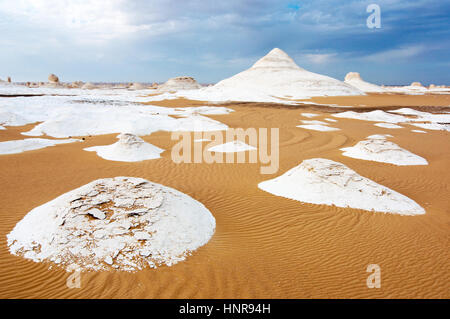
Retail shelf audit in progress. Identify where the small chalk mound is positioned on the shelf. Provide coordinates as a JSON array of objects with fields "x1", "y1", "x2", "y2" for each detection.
[
  {"x1": 341, "y1": 136, "x2": 428, "y2": 166},
  {"x1": 258, "y1": 158, "x2": 425, "y2": 215},
  {"x1": 84, "y1": 133, "x2": 164, "y2": 162},
  {"x1": 208, "y1": 140, "x2": 256, "y2": 153},
  {"x1": 7, "y1": 177, "x2": 216, "y2": 271}
]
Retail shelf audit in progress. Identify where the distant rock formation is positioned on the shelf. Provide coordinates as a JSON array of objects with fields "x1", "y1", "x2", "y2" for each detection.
[
  {"x1": 410, "y1": 82, "x2": 423, "y2": 87},
  {"x1": 158, "y1": 76, "x2": 201, "y2": 92},
  {"x1": 48, "y1": 74, "x2": 59, "y2": 84},
  {"x1": 344, "y1": 72, "x2": 386, "y2": 93},
  {"x1": 129, "y1": 82, "x2": 147, "y2": 90},
  {"x1": 7, "y1": 76, "x2": 11, "y2": 83},
  {"x1": 81, "y1": 82, "x2": 97, "y2": 89}
]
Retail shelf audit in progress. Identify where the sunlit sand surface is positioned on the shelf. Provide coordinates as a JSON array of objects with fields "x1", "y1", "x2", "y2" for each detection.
[{"x1": 0, "y1": 93, "x2": 449, "y2": 298}]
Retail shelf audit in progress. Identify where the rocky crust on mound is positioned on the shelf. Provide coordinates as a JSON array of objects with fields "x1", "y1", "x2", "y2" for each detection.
[{"x1": 7, "y1": 177, "x2": 216, "y2": 271}]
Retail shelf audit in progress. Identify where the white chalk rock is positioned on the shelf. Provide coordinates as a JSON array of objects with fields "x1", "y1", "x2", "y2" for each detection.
[
  {"x1": 208, "y1": 140, "x2": 256, "y2": 153},
  {"x1": 344, "y1": 72, "x2": 386, "y2": 93},
  {"x1": 84, "y1": 133, "x2": 164, "y2": 162},
  {"x1": 7, "y1": 177, "x2": 216, "y2": 271},
  {"x1": 341, "y1": 136, "x2": 428, "y2": 166},
  {"x1": 258, "y1": 158, "x2": 425, "y2": 215}
]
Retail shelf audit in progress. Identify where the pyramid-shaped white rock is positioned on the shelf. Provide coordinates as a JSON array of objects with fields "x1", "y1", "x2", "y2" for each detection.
[
  {"x1": 258, "y1": 158, "x2": 425, "y2": 215},
  {"x1": 183, "y1": 48, "x2": 364, "y2": 102},
  {"x1": 7, "y1": 177, "x2": 216, "y2": 271},
  {"x1": 84, "y1": 133, "x2": 164, "y2": 162},
  {"x1": 215, "y1": 48, "x2": 363, "y2": 99}
]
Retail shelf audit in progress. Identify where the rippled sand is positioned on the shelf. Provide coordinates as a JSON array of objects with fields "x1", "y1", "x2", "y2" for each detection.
[{"x1": 0, "y1": 94, "x2": 449, "y2": 298}]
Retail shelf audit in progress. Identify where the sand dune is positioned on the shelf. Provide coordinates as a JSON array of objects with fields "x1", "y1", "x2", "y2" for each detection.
[{"x1": 0, "y1": 94, "x2": 449, "y2": 298}]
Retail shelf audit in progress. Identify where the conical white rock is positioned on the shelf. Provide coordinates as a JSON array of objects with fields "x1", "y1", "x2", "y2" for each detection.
[
  {"x1": 178, "y1": 48, "x2": 364, "y2": 102},
  {"x1": 258, "y1": 158, "x2": 425, "y2": 215},
  {"x1": 84, "y1": 133, "x2": 164, "y2": 162},
  {"x1": 7, "y1": 177, "x2": 216, "y2": 271}
]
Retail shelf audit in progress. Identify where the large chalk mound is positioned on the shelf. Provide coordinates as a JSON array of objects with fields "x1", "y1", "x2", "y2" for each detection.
[
  {"x1": 258, "y1": 158, "x2": 425, "y2": 215},
  {"x1": 7, "y1": 177, "x2": 216, "y2": 271},
  {"x1": 341, "y1": 136, "x2": 428, "y2": 166},
  {"x1": 344, "y1": 72, "x2": 386, "y2": 93},
  {"x1": 84, "y1": 133, "x2": 164, "y2": 162},
  {"x1": 181, "y1": 48, "x2": 363, "y2": 102}
]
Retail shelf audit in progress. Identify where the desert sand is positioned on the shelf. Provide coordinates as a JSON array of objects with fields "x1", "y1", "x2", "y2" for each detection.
[{"x1": 0, "y1": 92, "x2": 449, "y2": 298}]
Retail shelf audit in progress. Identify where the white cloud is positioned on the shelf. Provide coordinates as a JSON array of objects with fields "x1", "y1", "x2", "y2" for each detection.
[
  {"x1": 0, "y1": 0, "x2": 153, "y2": 43},
  {"x1": 295, "y1": 53, "x2": 337, "y2": 65},
  {"x1": 363, "y1": 45, "x2": 426, "y2": 62}
]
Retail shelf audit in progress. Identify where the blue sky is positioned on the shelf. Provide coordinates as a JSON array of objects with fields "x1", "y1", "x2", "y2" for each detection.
[{"x1": 0, "y1": 0, "x2": 449, "y2": 85}]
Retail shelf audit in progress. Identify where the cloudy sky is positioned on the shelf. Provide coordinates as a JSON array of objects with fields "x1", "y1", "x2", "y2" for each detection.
[{"x1": 0, "y1": 0, "x2": 448, "y2": 85}]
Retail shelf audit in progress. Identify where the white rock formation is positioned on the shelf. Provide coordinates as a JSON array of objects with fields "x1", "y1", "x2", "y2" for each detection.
[
  {"x1": 7, "y1": 177, "x2": 216, "y2": 271},
  {"x1": 158, "y1": 76, "x2": 201, "y2": 92},
  {"x1": 0, "y1": 138, "x2": 80, "y2": 155},
  {"x1": 177, "y1": 48, "x2": 364, "y2": 102},
  {"x1": 48, "y1": 74, "x2": 59, "y2": 84},
  {"x1": 84, "y1": 133, "x2": 164, "y2": 162},
  {"x1": 129, "y1": 83, "x2": 147, "y2": 90},
  {"x1": 374, "y1": 123, "x2": 403, "y2": 129},
  {"x1": 344, "y1": 72, "x2": 386, "y2": 93},
  {"x1": 258, "y1": 158, "x2": 425, "y2": 215},
  {"x1": 341, "y1": 136, "x2": 428, "y2": 166}
]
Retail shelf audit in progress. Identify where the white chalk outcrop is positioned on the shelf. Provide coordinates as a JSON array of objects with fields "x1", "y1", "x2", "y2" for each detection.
[
  {"x1": 208, "y1": 140, "x2": 256, "y2": 152},
  {"x1": 176, "y1": 48, "x2": 364, "y2": 102},
  {"x1": 0, "y1": 138, "x2": 80, "y2": 155},
  {"x1": 332, "y1": 109, "x2": 450, "y2": 131},
  {"x1": 341, "y1": 135, "x2": 428, "y2": 166},
  {"x1": 258, "y1": 158, "x2": 425, "y2": 215},
  {"x1": 158, "y1": 76, "x2": 201, "y2": 92},
  {"x1": 374, "y1": 123, "x2": 403, "y2": 129},
  {"x1": 84, "y1": 133, "x2": 164, "y2": 162},
  {"x1": 7, "y1": 177, "x2": 216, "y2": 271},
  {"x1": 344, "y1": 72, "x2": 386, "y2": 93}
]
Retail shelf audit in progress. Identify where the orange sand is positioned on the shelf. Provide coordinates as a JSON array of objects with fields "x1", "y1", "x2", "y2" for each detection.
[{"x1": 0, "y1": 94, "x2": 449, "y2": 298}]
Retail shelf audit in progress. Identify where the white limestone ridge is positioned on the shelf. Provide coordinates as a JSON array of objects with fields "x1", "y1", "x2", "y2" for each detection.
[{"x1": 344, "y1": 72, "x2": 386, "y2": 93}]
